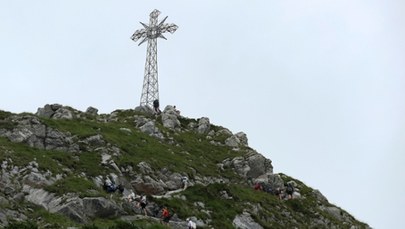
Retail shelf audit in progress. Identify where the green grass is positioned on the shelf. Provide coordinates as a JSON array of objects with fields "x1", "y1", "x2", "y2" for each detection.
[
  {"x1": 0, "y1": 110, "x2": 17, "y2": 130},
  {"x1": 0, "y1": 137, "x2": 74, "y2": 174},
  {"x1": 44, "y1": 176, "x2": 102, "y2": 197}
]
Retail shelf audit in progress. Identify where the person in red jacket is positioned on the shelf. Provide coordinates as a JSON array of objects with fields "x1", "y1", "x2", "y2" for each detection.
[{"x1": 161, "y1": 206, "x2": 171, "y2": 226}]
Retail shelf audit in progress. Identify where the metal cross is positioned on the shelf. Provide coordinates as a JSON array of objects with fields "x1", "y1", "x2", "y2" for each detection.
[{"x1": 131, "y1": 9, "x2": 178, "y2": 108}]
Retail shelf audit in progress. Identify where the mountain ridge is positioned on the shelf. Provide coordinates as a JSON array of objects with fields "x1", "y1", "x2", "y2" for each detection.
[{"x1": 0, "y1": 104, "x2": 370, "y2": 228}]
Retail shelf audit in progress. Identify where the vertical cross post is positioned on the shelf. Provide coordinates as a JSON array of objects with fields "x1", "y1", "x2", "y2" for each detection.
[{"x1": 131, "y1": 9, "x2": 178, "y2": 108}]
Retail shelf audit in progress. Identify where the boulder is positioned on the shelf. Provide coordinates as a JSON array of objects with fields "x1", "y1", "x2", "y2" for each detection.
[
  {"x1": 0, "y1": 115, "x2": 79, "y2": 152},
  {"x1": 131, "y1": 176, "x2": 166, "y2": 195},
  {"x1": 233, "y1": 211, "x2": 263, "y2": 229},
  {"x1": 134, "y1": 106, "x2": 154, "y2": 114},
  {"x1": 266, "y1": 174, "x2": 284, "y2": 190},
  {"x1": 235, "y1": 132, "x2": 248, "y2": 146},
  {"x1": 161, "y1": 110, "x2": 180, "y2": 129},
  {"x1": 139, "y1": 121, "x2": 164, "y2": 139},
  {"x1": 80, "y1": 134, "x2": 105, "y2": 148},
  {"x1": 36, "y1": 104, "x2": 56, "y2": 118},
  {"x1": 197, "y1": 117, "x2": 210, "y2": 134},
  {"x1": 86, "y1": 106, "x2": 98, "y2": 116},
  {"x1": 225, "y1": 135, "x2": 240, "y2": 148},
  {"x1": 83, "y1": 197, "x2": 122, "y2": 218},
  {"x1": 246, "y1": 153, "x2": 273, "y2": 178},
  {"x1": 54, "y1": 197, "x2": 87, "y2": 223},
  {"x1": 52, "y1": 107, "x2": 74, "y2": 120}
]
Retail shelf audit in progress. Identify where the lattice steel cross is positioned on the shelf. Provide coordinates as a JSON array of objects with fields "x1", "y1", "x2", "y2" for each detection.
[{"x1": 131, "y1": 9, "x2": 178, "y2": 108}]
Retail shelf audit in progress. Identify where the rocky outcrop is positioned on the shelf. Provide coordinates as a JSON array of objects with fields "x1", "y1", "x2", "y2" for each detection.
[
  {"x1": 197, "y1": 117, "x2": 210, "y2": 134},
  {"x1": 86, "y1": 106, "x2": 99, "y2": 116},
  {"x1": 139, "y1": 121, "x2": 164, "y2": 139},
  {"x1": 0, "y1": 115, "x2": 79, "y2": 152},
  {"x1": 0, "y1": 105, "x2": 370, "y2": 229},
  {"x1": 223, "y1": 150, "x2": 273, "y2": 179},
  {"x1": 36, "y1": 104, "x2": 75, "y2": 120},
  {"x1": 233, "y1": 212, "x2": 263, "y2": 229},
  {"x1": 162, "y1": 105, "x2": 181, "y2": 129}
]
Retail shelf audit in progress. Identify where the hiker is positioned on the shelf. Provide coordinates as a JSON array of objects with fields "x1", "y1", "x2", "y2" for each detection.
[
  {"x1": 286, "y1": 183, "x2": 295, "y2": 200},
  {"x1": 187, "y1": 218, "x2": 197, "y2": 229},
  {"x1": 181, "y1": 176, "x2": 189, "y2": 190},
  {"x1": 173, "y1": 105, "x2": 180, "y2": 115},
  {"x1": 254, "y1": 182, "x2": 262, "y2": 191},
  {"x1": 161, "y1": 206, "x2": 171, "y2": 226},
  {"x1": 262, "y1": 183, "x2": 273, "y2": 194},
  {"x1": 274, "y1": 187, "x2": 283, "y2": 200},
  {"x1": 138, "y1": 195, "x2": 148, "y2": 216},
  {"x1": 153, "y1": 99, "x2": 161, "y2": 114},
  {"x1": 126, "y1": 191, "x2": 136, "y2": 203},
  {"x1": 104, "y1": 177, "x2": 117, "y2": 193}
]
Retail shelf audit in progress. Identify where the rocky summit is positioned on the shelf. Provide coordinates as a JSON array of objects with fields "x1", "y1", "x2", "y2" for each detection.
[{"x1": 0, "y1": 104, "x2": 369, "y2": 229}]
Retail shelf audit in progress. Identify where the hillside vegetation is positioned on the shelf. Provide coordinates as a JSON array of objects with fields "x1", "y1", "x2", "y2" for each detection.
[{"x1": 0, "y1": 105, "x2": 369, "y2": 229}]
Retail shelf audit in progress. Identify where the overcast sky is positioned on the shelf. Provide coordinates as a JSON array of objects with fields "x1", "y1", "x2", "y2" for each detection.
[{"x1": 1, "y1": 1, "x2": 404, "y2": 228}]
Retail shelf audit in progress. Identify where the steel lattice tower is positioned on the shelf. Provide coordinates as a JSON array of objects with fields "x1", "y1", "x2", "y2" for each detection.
[{"x1": 131, "y1": 9, "x2": 178, "y2": 108}]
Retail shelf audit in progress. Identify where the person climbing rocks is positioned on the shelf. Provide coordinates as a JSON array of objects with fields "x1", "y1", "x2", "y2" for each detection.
[
  {"x1": 161, "y1": 206, "x2": 171, "y2": 226},
  {"x1": 138, "y1": 195, "x2": 148, "y2": 216},
  {"x1": 187, "y1": 218, "x2": 197, "y2": 229},
  {"x1": 153, "y1": 99, "x2": 161, "y2": 114},
  {"x1": 173, "y1": 105, "x2": 180, "y2": 115},
  {"x1": 274, "y1": 187, "x2": 283, "y2": 200},
  {"x1": 286, "y1": 182, "x2": 295, "y2": 200},
  {"x1": 181, "y1": 176, "x2": 189, "y2": 190},
  {"x1": 126, "y1": 190, "x2": 136, "y2": 202},
  {"x1": 103, "y1": 176, "x2": 124, "y2": 194},
  {"x1": 104, "y1": 177, "x2": 117, "y2": 193},
  {"x1": 254, "y1": 182, "x2": 262, "y2": 191}
]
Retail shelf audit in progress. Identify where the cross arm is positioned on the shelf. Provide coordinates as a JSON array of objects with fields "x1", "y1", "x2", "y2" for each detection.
[
  {"x1": 159, "y1": 23, "x2": 178, "y2": 34},
  {"x1": 131, "y1": 28, "x2": 147, "y2": 42}
]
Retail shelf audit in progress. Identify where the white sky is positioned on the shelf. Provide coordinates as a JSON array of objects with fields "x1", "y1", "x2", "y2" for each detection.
[{"x1": 1, "y1": 1, "x2": 404, "y2": 228}]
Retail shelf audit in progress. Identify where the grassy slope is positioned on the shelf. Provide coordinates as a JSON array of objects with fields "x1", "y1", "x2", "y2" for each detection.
[{"x1": 0, "y1": 110, "x2": 368, "y2": 229}]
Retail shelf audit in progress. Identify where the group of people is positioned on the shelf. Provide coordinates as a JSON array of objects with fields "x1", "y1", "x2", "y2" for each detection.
[
  {"x1": 254, "y1": 182, "x2": 295, "y2": 200},
  {"x1": 103, "y1": 177, "x2": 124, "y2": 194},
  {"x1": 103, "y1": 175, "x2": 195, "y2": 227},
  {"x1": 125, "y1": 191, "x2": 196, "y2": 227}
]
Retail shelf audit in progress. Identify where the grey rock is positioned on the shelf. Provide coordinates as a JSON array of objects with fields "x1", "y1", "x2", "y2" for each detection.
[
  {"x1": 36, "y1": 104, "x2": 55, "y2": 118},
  {"x1": 86, "y1": 106, "x2": 98, "y2": 115},
  {"x1": 225, "y1": 135, "x2": 240, "y2": 147},
  {"x1": 81, "y1": 134, "x2": 105, "y2": 148},
  {"x1": 134, "y1": 106, "x2": 154, "y2": 114},
  {"x1": 231, "y1": 156, "x2": 250, "y2": 178},
  {"x1": 22, "y1": 171, "x2": 54, "y2": 187},
  {"x1": 23, "y1": 185, "x2": 61, "y2": 210},
  {"x1": 119, "y1": 128, "x2": 132, "y2": 135},
  {"x1": 139, "y1": 121, "x2": 164, "y2": 139},
  {"x1": 54, "y1": 197, "x2": 87, "y2": 223},
  {"x1": 0, "y1": 211, "x2": 7, "y2": 227},
  {"x1": 323, "y1": 206, "x2": 343, "y2": 221},
  {"x1": 131, "y1": 176, "x2": 166, "y2": 195},
  {"x1": 246, "y1": 153, "x2": 273, "y2": 178},
  {"x1": 266, "y1": 174, "x2": 285, "y2": 190},
  {"x1": 137, "y1": 161, "x2": 153, "y2": 174},
  {"x1": 52, "y1": 107, "x2": 74, "y2": 120},
  {"x1": 161, "y1": 107, "x2": 180, "y2": 129},
  {"x1": 134, "y1": 116, "x2": 150, "y2": 127},
  {"x1": 197, "y1": 117, "x2": 210, "y2": 134},
  {"x1": 216, "y1": 128, "x2": 233, "y2": 137},
  {"x1": 233, "y1": 211, "x2": 263, "y2": 229},
  {"x1": 313, "y1": 189, "x2": 328, "y2": 202},
  {"x1": 12, "y1": 193, "x2": 25, "y2": 202},
  {"x1": 83, "y1": 197, "x2": 122, "y2": 218},
  {"x1": 235, "y1": 132, "x2": 248, "y2": 145},
  {"x1": 0, "y1": 196, "x2": 9, "y2": 206}
]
